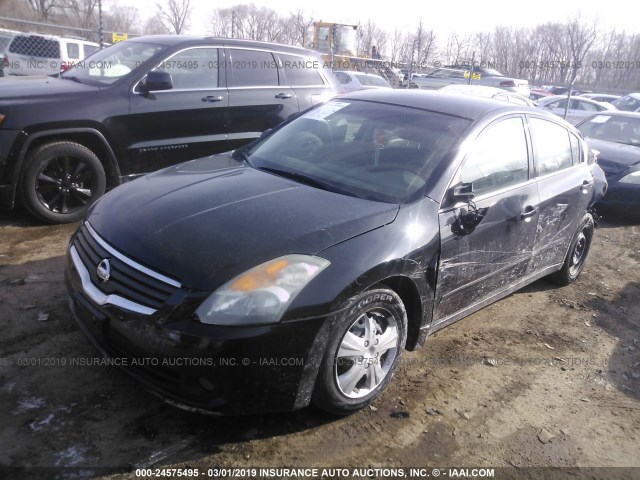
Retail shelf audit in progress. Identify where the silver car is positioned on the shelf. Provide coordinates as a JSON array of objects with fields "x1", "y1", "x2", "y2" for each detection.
[
  {"x1": 334, "y1": 70, "x2": 393, "y2": 92},
  {"x1": 536, "y1": 95, "x2": 617, "y2": 125},
  {"x1": 412, "y1": 66, "x2": 529, "y2": 96}
]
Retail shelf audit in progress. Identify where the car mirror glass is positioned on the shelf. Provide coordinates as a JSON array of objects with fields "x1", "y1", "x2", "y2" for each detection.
[{"x1": 452, "y1": 182, "x2": 475, "y2": 200}]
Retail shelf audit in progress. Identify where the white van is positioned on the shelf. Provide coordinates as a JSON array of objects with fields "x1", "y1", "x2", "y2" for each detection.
[{"x1": 3, "y1": 33, "x2": 100, "y2": 76}]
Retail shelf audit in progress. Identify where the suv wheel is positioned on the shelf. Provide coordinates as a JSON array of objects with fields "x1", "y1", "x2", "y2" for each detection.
[
  {"x1": 312, "y1": 289, "x2": 407, "y2": 415},
  {"x1": 21, "y1": 142, "x2": 106, "y2": 224}
]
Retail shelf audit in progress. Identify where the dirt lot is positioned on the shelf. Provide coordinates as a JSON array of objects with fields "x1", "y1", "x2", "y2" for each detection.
[{"x1": 0, "y1": 209, "x2": 639, "y2": 480}]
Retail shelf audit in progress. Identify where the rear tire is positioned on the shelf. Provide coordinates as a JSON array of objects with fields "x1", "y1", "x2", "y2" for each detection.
[
  {"x1": 312, "y1": 289, "x2": 407, "y2": 415},
  {"x1": 21, "y1": 142, "x2": 106, "y2": 224},
  {"x1": 550, "y1": 213, "x2": 594, "y2": 286}
]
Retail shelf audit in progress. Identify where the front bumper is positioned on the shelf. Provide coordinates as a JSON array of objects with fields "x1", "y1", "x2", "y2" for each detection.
[{"x1": 65, "y1": 251, "x2": 329, "y2": 415}]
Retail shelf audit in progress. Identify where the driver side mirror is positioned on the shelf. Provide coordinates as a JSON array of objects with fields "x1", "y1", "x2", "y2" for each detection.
[{"x1": 139, "y1": 71, "x2": 173, "y2": 93}]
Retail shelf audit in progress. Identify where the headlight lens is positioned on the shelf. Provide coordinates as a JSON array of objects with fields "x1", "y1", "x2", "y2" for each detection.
[
  {"x1": 195, "y1": 255, "x2": 330, "y2": 325},
  {"x1": 619, "y1": 170, "x2": 640, "y2": 184}
]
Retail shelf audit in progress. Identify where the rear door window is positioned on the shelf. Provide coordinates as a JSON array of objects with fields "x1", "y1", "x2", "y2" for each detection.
[
  {"x1": 229, "y1": 49, "x2": 278, "y2": 87},
  {"x1": 279, "y1": 53, "x2": 325, "y2": 86},
  {"x1": 530, "y1": 118, "x2": 573, "y2": 175}
]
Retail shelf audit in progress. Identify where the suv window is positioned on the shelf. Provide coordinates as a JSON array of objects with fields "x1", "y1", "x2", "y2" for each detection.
[
  {"x1": 229, "y1": 49, "x2": 278, "y2": 87},
  {"x1": 154, "y1": 47, "x2": 219, "y2": 90},
  {"x1": 279, "y1": 54, "x2": 324, "y2": 86},
  {"x1": 459, "y1": 117, "x2": 529, "y2": 196},
  {"x1": 10, "y1": 35, "x2": 60, "y2": 58},
  {"x1": 66, "y1": 42, "x2": 80, "y2": 60},
  {"x1": 530, "y1": 118, "x2": 573, "y2": 175}
]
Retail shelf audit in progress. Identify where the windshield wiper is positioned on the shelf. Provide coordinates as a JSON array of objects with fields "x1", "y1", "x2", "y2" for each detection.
[
  {"x1": 233, "y1": 149, "x2": 253, "y2": 166},
  {"x1": 257, "y1": 166, "x2": 344, "y2": 193}
]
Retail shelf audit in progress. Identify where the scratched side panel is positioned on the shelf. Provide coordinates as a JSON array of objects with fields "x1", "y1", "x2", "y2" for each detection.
[{"x1": 433, "y1": 182, "x2": 540, "y2": 323}]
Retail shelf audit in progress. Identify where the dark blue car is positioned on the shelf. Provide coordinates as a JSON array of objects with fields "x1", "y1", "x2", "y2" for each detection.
[{"x1": 577, "y1": 112, "x2": 640, "y2": 211}]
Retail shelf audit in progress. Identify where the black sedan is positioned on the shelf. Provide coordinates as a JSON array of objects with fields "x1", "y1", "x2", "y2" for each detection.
[
  {"x1": 576, "y1": 112, "x2": 640, "y2": 211},
  {"x1": 65, "y1": 90, "x2": 604, "y2": 415}
]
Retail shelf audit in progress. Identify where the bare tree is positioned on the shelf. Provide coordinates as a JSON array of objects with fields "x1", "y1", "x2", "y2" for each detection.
[
  {"x1": 103, "y1": 5, "x2": 140, "y2": 35},
  {"x1": 26, "y1": 0, "x2": 57, "y2": 21},
  {"x1": 356, "y1": 20, "x2": 388, "y2": 58},
  {"x1": 143, "y1": 13, "x2": 172, "y2": 35},
  {"x1": 284, "y1": 10, "x2": 314, "y2": 48},
  {"x1": 157, "y1": 0, "x2": 191, "y2": 35},
  {"x1": 565, "y1": 14, "x2": 598, "y2": 83}
]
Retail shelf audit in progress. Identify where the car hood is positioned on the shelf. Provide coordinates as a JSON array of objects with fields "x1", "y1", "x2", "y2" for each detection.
[
  {"x1": 586, "y1": 138, "x2": 640, "y2": 182},
  {"x1": 0, "y1": 75, "x2": 98, "y2": 101},
  {"x1": 88, "y1": 154, "x2": 400, "y2": 290}
]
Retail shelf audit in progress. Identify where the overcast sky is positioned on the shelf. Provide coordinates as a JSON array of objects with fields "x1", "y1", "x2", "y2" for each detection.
[{"x1": 120, "y1": 0, "x2": 639, "y2": 37}]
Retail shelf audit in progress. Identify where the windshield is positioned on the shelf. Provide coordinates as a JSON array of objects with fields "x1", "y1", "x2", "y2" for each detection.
[
  {"x1": 243, "y1": 100, "x2": 470, "y2": 203},
  {"x1": 578, "y1": 115, "x2": 640, "y2": 146},
  {"x1": 60, "y1": 40, "x2": 167, "y2": 86}
]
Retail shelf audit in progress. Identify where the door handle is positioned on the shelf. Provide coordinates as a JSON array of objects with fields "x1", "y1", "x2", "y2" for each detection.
[
  {"x1": 581, "y1": 179, "x2": 593, "y2": 194},
  {"x1": 202, "y1": 96, "x2": 223, "y2": 102},
  {"x1": 275, "y1": 93, "x2": 292, "y2": 99},
  {"x1": 521, "y1": 206, "x2": 538, "y2": 220}
]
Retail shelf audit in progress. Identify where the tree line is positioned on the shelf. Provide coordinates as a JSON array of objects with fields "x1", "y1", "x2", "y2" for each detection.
[{"x1": 1, "y1": 1, "x2": 638, "y2": 92}]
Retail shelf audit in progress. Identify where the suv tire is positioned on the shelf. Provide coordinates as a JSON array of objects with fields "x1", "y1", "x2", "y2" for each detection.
[{"x1": 21, "y1": 142, "x2": 106, "y2": 224}]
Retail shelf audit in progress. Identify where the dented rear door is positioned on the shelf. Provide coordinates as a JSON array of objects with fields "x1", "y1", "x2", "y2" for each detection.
[{"x1": 528, "y1": 117, "x2": 593, "y2": 272}]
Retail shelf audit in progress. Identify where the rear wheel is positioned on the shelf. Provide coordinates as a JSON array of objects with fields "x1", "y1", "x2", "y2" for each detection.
[
  {"x1": 312, "y1": 289, "x2": 407, "y2": 415},
  {"x1": 550, "y1": 213, "x2": 594, "y2": 286},
  {"x1": 21, "y1": 142, "x2": 106, "y2": 224}
]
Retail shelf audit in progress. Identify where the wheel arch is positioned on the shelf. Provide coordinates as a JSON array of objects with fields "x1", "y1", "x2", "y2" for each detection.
[
  {"x1": 374, "y1": 275, "x2": 425, "y2": 351},
  {"x1": 13, "y1": 128, "x2": 121, "y2": 195}
]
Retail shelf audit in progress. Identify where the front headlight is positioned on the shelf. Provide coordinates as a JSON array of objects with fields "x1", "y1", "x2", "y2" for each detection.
[
  {"x1": 619, "y1": 170, "x2": 640, "y2": 184},
  {"x1": 195, "y1": 255, "x2": 330, "y2": 326}
]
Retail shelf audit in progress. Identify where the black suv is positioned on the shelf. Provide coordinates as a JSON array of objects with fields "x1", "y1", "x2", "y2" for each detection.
[{"x1": 0, "y1": 35, "x2": 340, "y2": 223}]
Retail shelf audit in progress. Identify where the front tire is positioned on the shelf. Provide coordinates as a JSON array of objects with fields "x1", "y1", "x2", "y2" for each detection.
[
  {"x1": 21, "y1": 142, "x2": 106, "y2": 224},
  {"x1": 312, "y1": 289, "x2": 407, "y2": 415},
  {"x1": 550, "y1": 213, "x2": 594, "y2": 286}
]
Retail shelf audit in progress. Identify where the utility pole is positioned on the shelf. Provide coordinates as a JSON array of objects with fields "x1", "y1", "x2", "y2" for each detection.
[{"x1": 97, "y1": 0, "x2": 104, "y2": 48}]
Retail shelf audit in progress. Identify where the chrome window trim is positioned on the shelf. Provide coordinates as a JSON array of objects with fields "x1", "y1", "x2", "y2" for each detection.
[
  {"x1": 85, "y1": 222, "x2": 182, "y2": 288},
  {"x1": 70, "y1": 246, "x2": 157, "y2": 316}
]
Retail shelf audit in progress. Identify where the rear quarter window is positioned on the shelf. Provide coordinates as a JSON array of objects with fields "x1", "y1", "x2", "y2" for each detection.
[{"x1": 10, "y1": 35, "x2": 60, "y2": 58}]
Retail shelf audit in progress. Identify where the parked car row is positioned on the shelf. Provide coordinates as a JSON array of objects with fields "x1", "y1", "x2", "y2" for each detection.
[{"x1": 410, "y1": 65, "x2": 530, "y2": 97}]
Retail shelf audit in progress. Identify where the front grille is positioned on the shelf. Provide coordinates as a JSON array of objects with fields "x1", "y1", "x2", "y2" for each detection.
[{"x1": 72, "y1": 223, "x2": 181, "y2": 311}]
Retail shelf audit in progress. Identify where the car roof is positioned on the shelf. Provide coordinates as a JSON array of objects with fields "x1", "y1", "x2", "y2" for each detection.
[
  {"x1": 128, "y1": 35, "x2": 317, "y2": 55},
  {"x1": 338, "y1": 89, "x2": 538, "y2": 121}
]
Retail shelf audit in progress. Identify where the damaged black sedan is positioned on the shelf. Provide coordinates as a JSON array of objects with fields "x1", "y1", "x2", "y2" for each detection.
[{"x1": 65, "y1": 90, "x2": 605, "y2": 415}]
